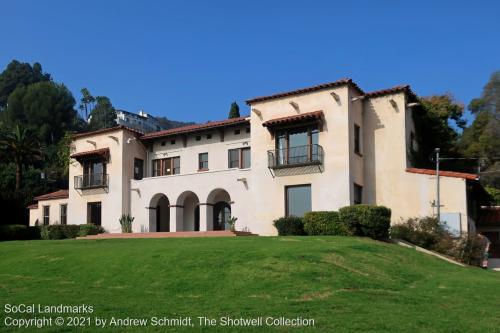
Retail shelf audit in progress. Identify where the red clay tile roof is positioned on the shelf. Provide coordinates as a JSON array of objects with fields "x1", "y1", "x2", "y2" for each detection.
[
  {"x1": 262, "y1": 111, "x2": 324, "y2": 128},
  {"x1": 27, "y1": 203, "x2": 38, "y2": 209},
  {"x1": 246, "y1": 78, "x2": 364, "y2": 105},
  {"x1": 33, "y1": 189, "x2": 69, "y2": 201},
  {"x1": 72, "y1": 125, "x2": 143, "y2": 140},
  {"x1": 477, "y1": 207, "x2": 500, "y2": 226},
  {"x1": 365, "y1": 85, "x2": 418, "y2": 101},
  {"x1": 141, "y1": 117, "x2": 249, "y2": 140},
  {"x1": 70, "y1": 148, "x2": 110, "y2": 160},
  {"x1": 406, "y1": 168, "x2": 478, "y2": 180}
]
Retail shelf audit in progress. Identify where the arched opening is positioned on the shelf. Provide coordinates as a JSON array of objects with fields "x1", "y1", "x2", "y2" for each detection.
[
  {"x1": 176, "y1": 191, "x2": 200, "y2": 231},
  {"x1": 149, "y1": 194, "x2": 170, "y2": 232},
  {"x1": 213, "y1": 201, "x2": 231, "y2": 230},
  {"x1": 206, "y1": 189, "x2": 232, "y2": 231}
]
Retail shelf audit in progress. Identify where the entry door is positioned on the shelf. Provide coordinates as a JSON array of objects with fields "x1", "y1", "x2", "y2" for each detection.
[{"x1": 87, "y1": 202, "x2": 102, "y2": 226}]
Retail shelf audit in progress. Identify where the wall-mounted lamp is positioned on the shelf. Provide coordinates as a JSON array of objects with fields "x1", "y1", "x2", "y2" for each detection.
[
  {"x1": 407, "y1": 102, "x2": 419, "y2": 107},
  {"x1": 289, "y1": 101, "x2": 300, "y2": 112},
  {"x1": 330, "y1": 91, "x2": 340, "y2": 102}
]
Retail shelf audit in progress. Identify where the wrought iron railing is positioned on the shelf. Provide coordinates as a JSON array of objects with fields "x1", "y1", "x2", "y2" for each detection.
[
  {"x1": 268, "y1": 144, "x2": 323, "y2": 169},
  {"x1": 74, "y1": 173, "x2": 109, "y2": 189}
]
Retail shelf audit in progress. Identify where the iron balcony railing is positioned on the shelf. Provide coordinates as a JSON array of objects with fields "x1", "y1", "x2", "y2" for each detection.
[
  {"x1": 268, "y1": 144, "x2": 324, "y2": 169},
  {"x1": 74, "y1": 173, "x2": 109, "y2": 190}
]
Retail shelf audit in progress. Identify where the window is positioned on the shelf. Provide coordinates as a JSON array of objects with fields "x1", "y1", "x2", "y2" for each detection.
[
  {"x1": 206, "y1": 134, "x2": 212, "y2": 139},
  {"x1": 83, "y1": 158, "x2": 106, "y2": 187},
  {"x1": 354, "y1": 183, "x2": 363, "y2": 205},
  {"x1": 199, "y1": 153, "x2": 209, "y2": 170},
  {"x1": 170, "y1": 139, "x2": 176, "y2": 145},
  {"x1": 241, "y1": 147, "x2": 251, "y2": 169},
  {"x1": 276, "y1": 125, "x2": 319, "y2": 165},
  {"x1": 246, "y1": 127, "x2": 251, "y2": 133},
  {"x1": 43, "y1": 206, "x2": 50, "y2": 226},
  {"x1": 161, "y1": 141, "x2": 166, "y2": 146},
  {"x1": 285, "y1": 185, "x2": 311, "y2": 217},
  {"x1": 195, "y1": 136, "x2": 201, "y2": 141},
  {"x1": 87, "y1": 202, "x2": 102, "y2": 225},
  {"x1": 228, "y1": 149, "x2": 240, "y2": 168},
  {"x1": 234, "y1": 129, "x2": 241, "y2": 135},
  {"x1": 152, "y1": 157, "x2": 180, "y2": 176},
  {"x1": 354, "y1": 124, "x2": 361, "y2": 155},
  {"x1": 134, "y1": 158, "x2": 144, "y2": 180},
  {"x1": 228, "y1": 148, "x2": 251, "y2": 169},
  {"x1": 60, "y1": 204, "x2": 67, "y2": 225}
]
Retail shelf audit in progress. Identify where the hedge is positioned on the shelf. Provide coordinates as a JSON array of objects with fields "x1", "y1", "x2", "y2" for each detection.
[
  {"x1": 338, "y1": 205, "x2": 391, "y2": 240},
  {"x1": 40, "y1": 225, "x2": 81, "y2": 240},
  {"x1": 273, "y1": 216, "x2": 305, "y2": 236},
  {"x1": 0, "y1": 225, "x2": 41, "y2": 241},
  {"x1": 78, "y1": 224, "x2": 105, "y2": 237},
  {"x1": 38, "y1": 224, "x2": 105, "y2": 240},
  {"x1": 303, "y1": 211, "x2": 350, "y2": 236}
]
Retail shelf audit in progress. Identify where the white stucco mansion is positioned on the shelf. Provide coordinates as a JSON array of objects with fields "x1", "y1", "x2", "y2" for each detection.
[{"x1": 28, "y1": 78, "x2": 482, "y2": 236}]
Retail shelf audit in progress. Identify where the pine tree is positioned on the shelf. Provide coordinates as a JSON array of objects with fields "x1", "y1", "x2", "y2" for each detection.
[{"x1": 228, "y1": 102, "x2": 240, "y2": 119}]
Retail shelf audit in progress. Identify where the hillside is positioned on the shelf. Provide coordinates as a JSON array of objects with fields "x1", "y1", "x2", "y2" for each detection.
[{"x1": 0, "y1": 237, "x2": 498, "y2": 332}]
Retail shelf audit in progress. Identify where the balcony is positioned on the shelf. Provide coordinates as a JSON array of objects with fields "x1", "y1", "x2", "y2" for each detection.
[
  {"x1": 268, "y1": 144, "x2": 323, "y2": 169},
  {"x1": 74, "y1": 173, "x2": 109, "y2": 190}
]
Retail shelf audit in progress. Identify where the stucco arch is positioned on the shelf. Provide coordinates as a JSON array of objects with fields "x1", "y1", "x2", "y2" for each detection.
[
  {"x1": 148, "y1": 193, "x2": 170, "y2": 232},
  {"x1": 175, "y1": 191, "x2": 200, "y2": 231},
  {"x1": 206, "y1": 188, "x2": 232, "y2": 231}
]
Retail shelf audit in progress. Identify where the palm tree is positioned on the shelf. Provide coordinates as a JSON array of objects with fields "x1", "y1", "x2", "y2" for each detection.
[{"x1": 0, "y1": 125, "x2": 43, "y2": 190}]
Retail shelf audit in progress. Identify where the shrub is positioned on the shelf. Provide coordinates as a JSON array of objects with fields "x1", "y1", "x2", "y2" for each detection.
[
  {"x1": 390, "y1": 216, "x2": 489, "y2": 267},
  {"x1": 78, "y1": 224, "x2": 105, "y2": 237},
  {"x1": 273, "y1": 216, "x2": 305, "y2": 236},
  {"x1": 0, "y1": 224, "x2": 40, "y2": 241},
  {"x1": 39, "y1": 225, "x2": 80, "y2": 240},
  {"x1": 390, "y1": 216, "x2": 446, "y2": 249},
  {"x1": 339, "y1": 205, "x2": 391, "y2": 239},
  {"x1": 303, "y1": 211, "x2": 349, "y2": 235},
  {"x1": 454, "y1": 235, "x2": 487, "y2": 266},
  {"x1": 119, "y1": 214, "x2": 134, "y2": 233}
]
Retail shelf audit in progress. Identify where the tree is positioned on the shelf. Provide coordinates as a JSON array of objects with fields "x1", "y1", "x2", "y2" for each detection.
[
  {"x1": 3, "y1": 81, "x2": 78, "y2": 144},
  {"x1": 88, "y1": 96, "x2": 117, "y2": 130},
  {"x1": 410, "y1": 94, "x2": 465, "y2": 168},
  {"x1": 459, "y1": 71, "x2": 500, "y2": 188},
  {"x1": 79, "y1": 88, "x2": 95, "y2": 121},
  {"x1": 0, "y1": 125, "x2": 43, "y2": 190},
  {"x1": 228, "y1": 101, "x2": 240, "y2": 119},
  {"x1": 0, "y1": 60, "x2": 51, "y2": 110}
]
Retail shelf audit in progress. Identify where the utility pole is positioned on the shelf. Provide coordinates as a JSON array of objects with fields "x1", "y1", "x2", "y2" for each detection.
[{"x1": 435, "y1": 148, "x2": 440, "y2": 222}]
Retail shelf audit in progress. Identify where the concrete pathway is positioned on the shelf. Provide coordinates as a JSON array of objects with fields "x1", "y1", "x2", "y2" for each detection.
[{"x1": 77, "y1": 230, "x2": 257, "y2": 239}]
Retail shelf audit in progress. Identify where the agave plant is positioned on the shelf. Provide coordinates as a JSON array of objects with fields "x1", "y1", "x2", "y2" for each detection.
[
  {"x1": 119, "y1": 214, "x2": 134, "y2": 233},
  {"x1": 227, "y1": 216, "x2": 238, "y2": 232}
]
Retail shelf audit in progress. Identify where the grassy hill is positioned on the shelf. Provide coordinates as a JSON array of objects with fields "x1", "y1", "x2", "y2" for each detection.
[{"x1": 0, "y1": 236, "x2": 499, "y2": 332}]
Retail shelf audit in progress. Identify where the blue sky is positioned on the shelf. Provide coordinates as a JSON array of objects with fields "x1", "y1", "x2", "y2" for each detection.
[{"x1": 0, "y1": 0, "x2": 498, "y2": 124}]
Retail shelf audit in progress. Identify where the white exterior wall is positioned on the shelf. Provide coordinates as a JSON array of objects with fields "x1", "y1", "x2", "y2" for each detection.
[
  {"x1": 130, "y1": 126, "x2": 252, "y2": 233},
  {"x1": 363, "y1": 92, "x2": 469, "y2": 230},
  {"x1": 249, "y1": 87, "x2": 353, "y2": 235},
  {"x1": 28, "y1": 198, "x2": 69, "y2": 226},
  {"x1": 68, "y1": 129, "x2": 144, "y2": 232},
  {"x1": 349, "y1": 87, "x2": 364, "y2": 201}
]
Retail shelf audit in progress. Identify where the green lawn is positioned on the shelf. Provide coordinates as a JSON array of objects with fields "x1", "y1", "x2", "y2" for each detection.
[{"x1": 0, "y1": 236, "x2": 499, "y2": 332}]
